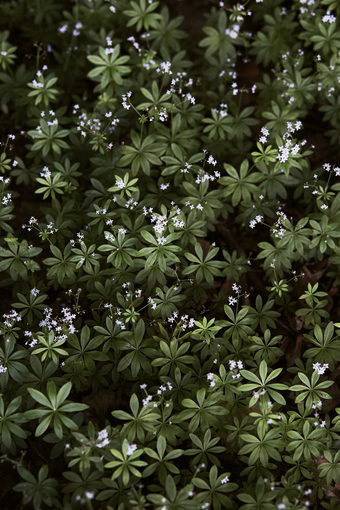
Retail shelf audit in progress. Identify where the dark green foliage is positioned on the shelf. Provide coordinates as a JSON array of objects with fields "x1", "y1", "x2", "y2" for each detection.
[{"x1": 0, "y1": 1, "x2": 340, "y2": 509}]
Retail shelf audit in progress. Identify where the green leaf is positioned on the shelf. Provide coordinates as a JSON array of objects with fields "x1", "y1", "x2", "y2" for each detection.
[{"x1": 27, "y1": 388, "x2": 52, "y2": 408}]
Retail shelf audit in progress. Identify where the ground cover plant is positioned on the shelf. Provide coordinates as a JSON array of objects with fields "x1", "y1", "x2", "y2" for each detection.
[{"x1": 1, "y1": 0, "x2": 340, "y2": 508}]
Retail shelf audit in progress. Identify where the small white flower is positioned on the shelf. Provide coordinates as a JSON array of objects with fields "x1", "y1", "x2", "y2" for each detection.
[
  {"x1": 126, "y1": 443, "x2": 137, "y2": 456},
  {"x1": 322, "y1": 13, "x2": 336, "y2": 24},
  {"x1": 313, "y1": 362, "x2": 328, "y2": 375},
  {"x1": 58, "y1": 24, "x2": 68, "y2": 33},
  {"x1": 207, "y1": 155, "x2": 217, "y2": 166}
]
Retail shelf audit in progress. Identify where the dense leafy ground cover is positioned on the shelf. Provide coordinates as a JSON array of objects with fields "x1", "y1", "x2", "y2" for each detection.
[{"x1": 1, "y1": 0, "x2": 340, "y2": 508}]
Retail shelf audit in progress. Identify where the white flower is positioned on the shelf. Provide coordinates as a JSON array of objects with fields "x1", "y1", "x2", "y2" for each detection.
[
  {"x1": 207, "y1": 155, "x2": 217, "y2": 166},
  {"x1": 313, "y1": 362, "x2": 328, "y2": 375},
  {"x1": 157, "y1": 61, "x2": 172, "y2": 74},
  {"x1": 126, "y1": 443, "x2": 137, "y2": 456},
  {"x1": 277, "y1": 146, "x2": 290, "y2": 163},
  {"x1": 115, "y1": 179, "x2": 125, "y2": 189},
  {"x1": 160, "y1": 182, "x2": 170, "y2": 190},
  {"x1": 225, "y1": 25, "x2": 239, "y2": 39},
  {"x1": 143, "y1": 395, "x2": 153, "y2": 406},
  {"x1": 322, "y1": 13, "x2": 336, "y2": 23}
]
